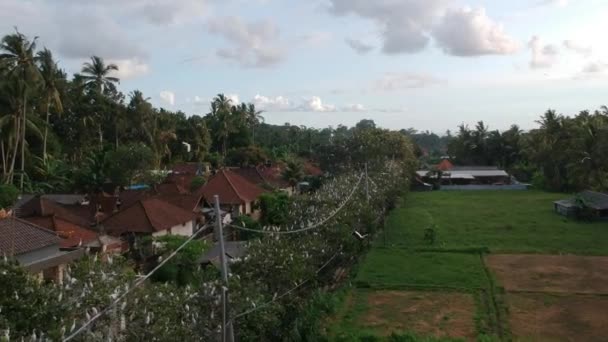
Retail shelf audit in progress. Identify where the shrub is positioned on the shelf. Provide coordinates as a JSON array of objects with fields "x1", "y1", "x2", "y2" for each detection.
[
  {"x1": 190, "y1": 176, "x2": 205, "y2": 191},
  {"x1": 0, "y1": 184, "x2": 19, "y2": 209}
]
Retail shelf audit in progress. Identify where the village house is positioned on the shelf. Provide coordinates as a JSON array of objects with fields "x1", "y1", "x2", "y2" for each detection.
[
  {"x1": 13, "y1": 196, "x2": 122, "y2": 251},
  {"x1": 417, "y1": 159, "x2": 511, "y2": 186},
  {"x1": 102, "y1": 198, "x2": 198, "y2": 239},
  {"x1": 200, "y1": 169, "x2": 265, "y2": 217},
  {"x1": 0, "y1": 216, "x2": 85, "y2": 283}
]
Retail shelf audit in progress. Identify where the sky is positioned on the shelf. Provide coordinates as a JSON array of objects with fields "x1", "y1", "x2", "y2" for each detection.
[{"x1": 2, "y1": 0, "x2": 608, "y2": 133}]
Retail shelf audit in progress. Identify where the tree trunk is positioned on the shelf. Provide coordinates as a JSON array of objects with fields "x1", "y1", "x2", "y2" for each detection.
[
  {"x1": 115, "y1": 121, "x2": 119, "y2": 149},
  {"x1": 8, "y1": 115, "x2": 20, "y2": 184},
  {"x1": 252, "y1": 125, "x2": 255, "y2": 145},
  {"x1": 99, "y1": 124, "x2": 103, "y2": 149},
  {"x1": 43, "y1": 95, "x2": 50, "y2": 163},
  {"x1": 19, "y1": 92, "x2": 27, "y2": 191},
  {"x1": 1, "y1": 140, "x2": 6, "y2": 183}
]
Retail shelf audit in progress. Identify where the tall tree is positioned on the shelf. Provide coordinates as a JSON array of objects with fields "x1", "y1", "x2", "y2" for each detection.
[
  {"x1": 210, "y1": 94, "x2": 236, "y2": 157},
  {"x1": 246, "y1": 103, "x2": 264, "y2": 144},
  {"x1": 37, "y1": 48, "x2": 63, "y2": 162},
  {"x1": 0, "y1": 30, "x2": 40, "y2": 189},
  {"x1": 80, "y1": 56, "x2": 119, "y2": 94}
]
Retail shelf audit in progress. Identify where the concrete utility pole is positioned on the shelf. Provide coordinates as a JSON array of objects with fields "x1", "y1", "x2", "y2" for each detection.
[{"x1": 213, "y1": 195, "x2": 235, "y2": 342}]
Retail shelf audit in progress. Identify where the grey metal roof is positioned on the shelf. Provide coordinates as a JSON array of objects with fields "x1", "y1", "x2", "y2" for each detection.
[
  {"x1": 199, "y1": 241, "x2": 248, "y2": 266},
  {"x1": 417, "y1": 170, "x2": 509, "y2": 178},
  {"x1": 554, "y1": 191, "x2": 608, "y2": 210}
]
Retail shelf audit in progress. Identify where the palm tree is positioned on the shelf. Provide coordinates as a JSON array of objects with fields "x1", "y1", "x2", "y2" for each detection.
[
  {"x1": 80, "y1": 56, "x2": 119, "y2": 94},
  {"x1": 37, "y1": 48, "x2": 63, "y2": 162},
  {"x1": 282, "y1": 158, "x2": 304, "y2": 188},
  {"x1": 246, "y1": 103, "x2": 264, "y2": 144},
  {"x1": 0, "y1": 30, "x2": 40, "y2": 190},
  {"x1": 211, "y1": 94, "x2": 237, "y2": 157},
  {"x1": 80, "y1": 56, "x2": 120, "y2": 148}
]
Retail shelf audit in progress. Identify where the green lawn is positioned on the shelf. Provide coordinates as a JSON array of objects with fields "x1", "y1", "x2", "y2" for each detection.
[
  {"x1": 356, "y1": 249, "x2": 486, "y2": 290},
  {"x1": 381, "y1": 191, "x2": 608, "y2": 255}
]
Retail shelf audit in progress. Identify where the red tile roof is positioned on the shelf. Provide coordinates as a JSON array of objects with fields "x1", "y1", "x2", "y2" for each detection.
[
  {"x1": 154, "y1": 193, "x2": 203, "y2": 213},
  {"x1": 231, "y1": 167, "x2": 266, "y2": 186},
  {"x1": 200, "y1": 169, "x2": 265, "y2": 205},
  {"x1": 25, "y1": 216, "x2": 98, "y2": 248},
  {"x1": 172, "y1": 163, "x2": 202, "y2": 175},
  {"x1": 0, "y1": 217, "x2": 60, "y2": 255},
  {"x1": 19, "y1": 197, "x2": 91, "y2": 227},
  {"x1": 102, "y1": 198, "x2": 196, "y2": 235},
  {"x1": 436, "y1": 159, "x2": 454, "y2": 171},
  {"x1": 257, "y1": 165, "x2": 290, "y2": 189},
  {"x1": 164, "y1": 173, "x2": 199, "y2": 191},
  {"x1": 155, "y1": 182, "x2": 188, "y2": 195},
  {"x1": 303, "y1": 161, "x2": 323, "y2": 177}
]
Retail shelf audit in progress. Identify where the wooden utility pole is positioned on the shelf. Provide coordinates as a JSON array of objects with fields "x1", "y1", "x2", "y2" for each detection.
[{"x1": 213, "y1": 195, "x2": 235, "y2": 342}]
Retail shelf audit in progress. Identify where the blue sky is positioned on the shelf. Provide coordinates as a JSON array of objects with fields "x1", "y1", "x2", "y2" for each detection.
[{"x1": 2, "y1": 0, "x2": 607, "y2": 132}]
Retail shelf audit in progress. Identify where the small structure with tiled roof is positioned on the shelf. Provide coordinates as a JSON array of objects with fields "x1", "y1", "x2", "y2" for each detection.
[
  {"x1": 200, "y1": 169, "x2": 266, "y2": 216},
  {"x1": 0, "y1": 217, "x2": 85, "y2": 283},
  {"x1": 102, "y1": 198, "x2": 197, "y2": 237}
]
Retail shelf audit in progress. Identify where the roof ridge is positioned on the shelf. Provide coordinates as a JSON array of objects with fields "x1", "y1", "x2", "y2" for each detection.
[
  {"x1": 139, "y1": 200, "x2": 157, "y2": 232},
  {"x1": 221, "y1": 169, "x2": 246, "y2": 202},
  {"x1": 12, "y1": 216, "x2": 59, "y2": 238}
]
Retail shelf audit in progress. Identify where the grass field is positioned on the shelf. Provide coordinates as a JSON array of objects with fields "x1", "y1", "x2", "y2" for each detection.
[
  {"x1": 381, "y1": 191, "x2": 608, "y2": 255},
  {"x1": 330, "y1": 190, "x2": 608, "y2": 341},
  {"x1": 356, "y1": 250, "x2": 486, "y2": 290}
]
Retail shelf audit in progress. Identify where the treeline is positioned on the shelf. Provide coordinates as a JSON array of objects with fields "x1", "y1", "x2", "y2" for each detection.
[
  {"x1": 444, "y1": 109, "x2": 608, "y2": 192},
  {"x1": 0, "y1": 30, "x2": 411, "y2": 195}
]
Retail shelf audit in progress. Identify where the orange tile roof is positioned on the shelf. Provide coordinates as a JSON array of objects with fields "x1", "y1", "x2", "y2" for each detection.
[
  {"x1": 200, "y1": 169, "x2": 265, "y2": 205},
  {"x1": 25, "y1": 216, "x2": 98, "y2": 248},
  {"x1": 102, "y1": 198, "x2": 196, "y2": 235},
  {"x1": 436, "y1": 159, "x2": 454, "y2": 171}
]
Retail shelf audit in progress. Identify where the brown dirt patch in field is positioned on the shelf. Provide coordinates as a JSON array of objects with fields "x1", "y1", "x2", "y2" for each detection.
[
  {"x1": 486, "y1": 254, "x2": 608, "y2": 294},
  {"x1": 508, "y1": 293, "x2": 608, "y2": 342},
  {"x1": 362, "y1": 291, "x2": 476, "y2": 340}
]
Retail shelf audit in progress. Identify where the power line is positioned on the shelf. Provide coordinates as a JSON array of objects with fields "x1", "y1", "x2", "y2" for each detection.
[
  {"x1": 230, "y1": 251, "x2": 340, "y2": 322},
  {"x1": 227, "y1": 173, "x2": 364, "y2": 235},
  {"x1": 62, "y1": 223, "x2": 211, "y2": 342}
]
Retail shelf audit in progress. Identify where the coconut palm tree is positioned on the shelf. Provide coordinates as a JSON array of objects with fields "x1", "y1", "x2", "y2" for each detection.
[
  {"x1": 80, "y1": 56, "x2": 119, "y2": 94},
  {"x1": 37, "y1": 48, "x2": 63, "y2": 162},
  {"x1": 0, "y1": 30, "x2": 40, "y2": 190},
  {"x1": 246, "y1": 103, "x2": 264, "y2": 144},
  {"x1": 211, "y1": 94, "x2": 237, "y2": 157}
]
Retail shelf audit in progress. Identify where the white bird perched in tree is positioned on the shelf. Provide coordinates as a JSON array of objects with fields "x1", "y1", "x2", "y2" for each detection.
[
  {"x1": 353, "y1": 230, "x2": 368, "y2": 241},
  {"x1": 70, "y1": 320, "x2": 76, "y2": 333}
]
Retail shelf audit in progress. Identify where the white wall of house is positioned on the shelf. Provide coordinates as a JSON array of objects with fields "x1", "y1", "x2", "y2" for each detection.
[{"x1": 152, "y1": 220, "x2": 194, "y2": 237}]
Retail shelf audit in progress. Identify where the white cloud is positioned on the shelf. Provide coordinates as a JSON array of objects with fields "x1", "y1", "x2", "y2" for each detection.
[
  {"x1": 328, "y1": 0, "x2": 448, "y2": 54},
  {"x1": 374, "y1": 72, "x2": 444, "y2": 91},
  {"x1": 528, "y1": 36, "x2": 559, "y2": 69},
  {"x1": 227, "y1": 94, "x2": 241, "y2": 104},
  {"x1": 160, "y1": 91, "x2": 176, "y2": 106},
  {"x1": 328, "y1": 1, "x2": 517, "y2": 58},
  {"x1": 582, "y1": 61, "x2": 608, "y2": 74},
  {"x1": 253, "y1": 95, "x2": 291, "y2": 111},
  {"x1": 536, "y1": 0, "x2": 569, "y2": 7},
  {"x1": 343, "y1": 104, "x2": 366, "y2": 112},
  {"x1": 345, "y1": 38, "x2": 374, "y2": 54},
  {"x1": 207, "y1": 16, "x2": 286, "y2": 68},
  {"x1": 299, "y1": 96, "x2": 337, "y2": 112},
  {"x1": 563, "y1": 40, "x2": 592, "y2": 57},
  {"x1": 433, "y1": 7, "x2": 518, "y2": 56},
  {"x1": 108, "y1": 59, "x2": 150, "y2": 80}
]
